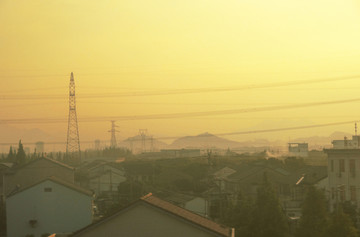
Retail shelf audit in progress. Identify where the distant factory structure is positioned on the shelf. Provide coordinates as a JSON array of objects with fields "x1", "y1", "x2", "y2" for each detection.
[
  {"x1": 288, "y1": 143, "x2": 308, "y2": 157},
  {"x1": 160, "y1": 149, "x2": 201, "y2": 158},
  {"x1": 94, "y1": 139, "x2": 101, "y2": 150},
  {"x1": 331, "y1": 135, "x2": 360, "y2": 149},
  {"x1": 35, "y1": 141, "x2": 44, "y2": 153}
]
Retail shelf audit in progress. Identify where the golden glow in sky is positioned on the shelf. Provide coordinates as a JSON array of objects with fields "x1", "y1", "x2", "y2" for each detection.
[{"x1": 1, "y1": 0, "x2": 360, "y2": 147}]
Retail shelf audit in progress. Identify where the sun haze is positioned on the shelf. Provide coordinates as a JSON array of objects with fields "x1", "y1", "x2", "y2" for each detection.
[{"x1": 1, "y1": 0, "x2": 360, "y2": 149}]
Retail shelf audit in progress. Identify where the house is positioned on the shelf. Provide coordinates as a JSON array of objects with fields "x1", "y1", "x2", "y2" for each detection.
[
  {"x1": 87, "y1": 163, "x2": 126, "y2": 197},
  {"x1": 201, "y1": 166, "x2": 238, "y2": 219},
  {"x1": 6, "y1": 176, "x2": 93, "y2": 237},
  {"x1": 123, "y1": 162, "x2": 156, "y2": 183},
  {"x1": 288, "y1": 143, "x2": 309, "y2": 157},
  {"x1": 0, "y1": 162, "x2": 13, "y2": 202},
  {"x1": 72, "y1": 193, "x2": 234, "y2": 237},
  {"x1": 283, "y1": 166, "x2": 327, "y2": 219},
  {"x1": 212, "y1": 166, "x2": 237, "y2": 191},
  {"x1": 3, "y1": 157, "x2": 75, "y2": 197},
  {"x1": 164, "y1": 193, "x2": 209, "y2": 217},
  {"x1": 290, "y1": 166, "x2": 327, "y2": 202},
  {"x1": 324, "y1": 134, "x2": 360, "y2": 210},
  {"x1": 224, "y1": 164, "x2": 292, "y2": 199}
]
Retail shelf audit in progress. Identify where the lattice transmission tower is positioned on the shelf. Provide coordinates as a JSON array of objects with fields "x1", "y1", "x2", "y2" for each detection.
[
  {"x1": 66, "y1": 72, "x2": 81, "y2": 157},
  {"x1": 109, "y1": 120, "x2": 119, "y2": 148}
]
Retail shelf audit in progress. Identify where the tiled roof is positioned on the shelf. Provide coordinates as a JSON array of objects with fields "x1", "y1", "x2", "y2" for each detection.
[
  {"x1": 226, "y1": 164, "x2": 291, "y2": 183},
  {"x1": 0, "y1": 163, "x2": 14, "y2": 169},
  {"x1": 7, "y1": 176, "x2": 93, "y2": 197},
  {"x1": 163, "y1": 193, "x2": 197, "y2": 205},
  {"x1": 12, "y1": 157, "x2": 74, "y2": 171},
  {"x1": 292, "y1": 166, "x2": 327, "y2": 185},
  {"x1": 72, "y1": 193, "x2": 233, "y2": 237},
  {"x1": 141, "y1": 193, "x2": 233, "y2": 237}
]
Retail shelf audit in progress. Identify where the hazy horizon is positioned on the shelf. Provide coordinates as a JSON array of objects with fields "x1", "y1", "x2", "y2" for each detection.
[{"x1": 1, "y1": 0, "x2": 360, "y2": 152}]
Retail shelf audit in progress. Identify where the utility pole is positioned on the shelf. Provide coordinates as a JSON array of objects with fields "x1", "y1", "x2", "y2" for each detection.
[
  {"x1": 66, "y1": 72, "x2": 81, "y2": 162},
  {"x1": 129, "y1": 138, "x2": 133, "y2": 153},
  {"x1": 150, "y1": 136, "x2": 154, "y2": 152}
]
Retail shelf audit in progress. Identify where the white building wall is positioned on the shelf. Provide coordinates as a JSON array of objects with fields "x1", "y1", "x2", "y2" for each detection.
[
  {"x1": 6, "y1": 180, "x2": 93, "y2": 237},
  {"x1": 89, "y1": 171, "x2": 126, "y2": 196},
  {"x1": 327, "y1": 153, "x2": 360, "y2": 211},
  {"x1": 332, "y1": 136, "x2": 360, "y2": 149},
  {"x1": 314, "y1": 177, "x2": 328, "y2": 191}
]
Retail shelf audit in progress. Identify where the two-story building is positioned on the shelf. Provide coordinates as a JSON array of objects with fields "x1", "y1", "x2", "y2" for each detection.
[
  {"x1": 3, "y1": 157, "x2": 75, "y2": 198},
  {"x1": 324, "y1": 135, "x2": 360, "y2": 210},
  {"x1": 6, "y1": 176, "x2": 93, "y2": 237}
]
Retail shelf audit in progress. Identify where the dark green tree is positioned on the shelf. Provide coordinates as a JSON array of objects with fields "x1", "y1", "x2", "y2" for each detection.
[
  {"x1": 7, "y1": 146, "x2": 15, "y2": 161},
  {"x1": 249, "y1": 172, "x2": 289, "y2": 237},
  {"x1": 296, "y1": 186, "x2": 328, "y2": 237},
  {"x1": 341, "y1": 201, "x2": 358, "y2": 228},
  {"x1": 324, "y1": 207, "x2": 358, "y2": 237},
  {"x1": 0, "y1": 201, "x2": 6, "y2": 235},
  {"x1": 284, "y1": 157, "x2": 305, "y2": 171},
  {"x1": 223, "y1": 193, "x2": 254, "y2": 236},
  {"x1": 15, "y1": 140, "x2": 26, "y2": 165}
]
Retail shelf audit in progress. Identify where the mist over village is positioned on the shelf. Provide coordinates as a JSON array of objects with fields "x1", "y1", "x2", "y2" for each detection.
[{"x1": 2, "y1": 1, "x2": 360, "y2": 237}]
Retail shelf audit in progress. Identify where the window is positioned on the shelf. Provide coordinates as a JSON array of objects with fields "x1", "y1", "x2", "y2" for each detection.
[
  {"x1": 44, "y1": 187, "x2": 52, "y2": 192},
  {"x1": 331, "y1": 187, "x2": 335, "y2": 200},
  {"x1": 350, "y1": 159, "x2": 356, "y2": 177},
  {"x1": 339, "y1": 159, "x2": 345, "y2": 172},
  {"x1": 331, "y1": 160, "x2": 334, "y2": 172},
  {"x1": 350, "y1": 186, "x2": 356, "y2": 201}
]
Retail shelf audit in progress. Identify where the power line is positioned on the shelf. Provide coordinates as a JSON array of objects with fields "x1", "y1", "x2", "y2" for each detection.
[
  {"x1": 136, "y1": 121, "x2": 359, "y2": 141},
  {"x1": 0, "y1": 120, "x2": 357, "y2": 146},
  {"x1": 1, "y1": 97, "x2": 360, "y2": 124},
  {"x1": 0, "y1": 74, "x2": 359, "y2": 100}
]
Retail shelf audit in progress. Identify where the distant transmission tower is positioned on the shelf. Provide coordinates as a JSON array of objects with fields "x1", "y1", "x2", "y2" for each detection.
[
  {"x1": 109, "y1": 120, "x2": 119, "y2": 148},
  {"x1": 139, "y1": 129, "x2": 147, "y2": 152},
  {"x1": 66, "y1": 72, "x2": 81, "y2": 158}
]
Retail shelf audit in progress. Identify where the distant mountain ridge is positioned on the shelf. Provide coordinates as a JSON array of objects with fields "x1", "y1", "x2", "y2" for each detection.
[
  {"x1": 0, "y1": 125, "x2": 57, "y2": 143},
  {"x1": 168, "y1": 132, "x2": 243, "y2": 149},
  {"x1": 121, "y1": 130, "x2": 354, "y2": 151}
]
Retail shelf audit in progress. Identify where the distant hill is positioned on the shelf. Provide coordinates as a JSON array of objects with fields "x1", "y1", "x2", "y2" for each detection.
[
  {"x1": 0, "y1": 125, "x2": 57, "y2": 143},
  {"x1": 168, "y1": 132, "x2": 243, "y2": 149}
]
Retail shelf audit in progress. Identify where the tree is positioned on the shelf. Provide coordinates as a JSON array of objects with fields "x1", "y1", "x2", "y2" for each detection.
[
  {"x1": 324, "y1": 207, "x2": 358, "y2": 237},
  {"x1": 341, "y1": 201, "x2": 358, "y2": 228},
  {"x1": 249, "y1": 172, "x2": 289, "y2": 237},
  {"x1": 284, "y1": 157, "x2": 305, "y2": 171},
  {"x1": 15, "y1": 140, "x2": 26, "y2": 165},
  {"x1": 223, "y1": 193, "x2": 254, "y2": 236},
  {"x1": 296, "y1": 186, "x2": 328, "y2": 237},
  {"x1": 0, "y1": 202, "x2": 6, "y2": 235},
  {"x1": 7, "y1": 146, "x2": 15, "y2": 161}
]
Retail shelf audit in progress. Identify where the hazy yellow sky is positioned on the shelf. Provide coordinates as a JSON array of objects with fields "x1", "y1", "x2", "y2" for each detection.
[{"x1": 1, "y1": 0, "x2": 360, "y2": 146}]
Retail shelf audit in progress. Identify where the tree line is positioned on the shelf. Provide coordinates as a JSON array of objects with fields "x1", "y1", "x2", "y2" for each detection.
[{"x1": 222, "y1": 175, "x2": 358, "y2": 237}]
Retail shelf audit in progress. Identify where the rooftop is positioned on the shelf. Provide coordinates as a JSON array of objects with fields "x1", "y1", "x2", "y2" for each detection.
[
  {"x1": 73, "y1": 193, "x2": 233, "y2": 237},
  {"x1": 7, "y1": 176, "x2": 93, "y2": 198},
  {"x1": 141, "y1": 194, "x2": 232, "y2": 236}
]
